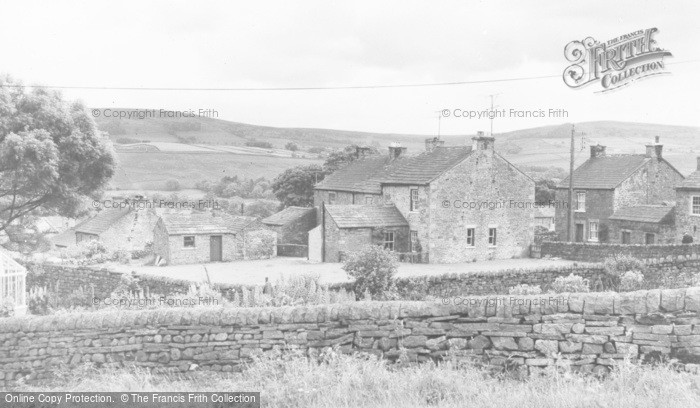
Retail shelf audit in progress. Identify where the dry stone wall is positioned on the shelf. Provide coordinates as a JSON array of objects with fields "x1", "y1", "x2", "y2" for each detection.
[
  {"x1": 2, "y1": 288, "x2": 700, "y2": 388},
  {"x1": 540, "y1": 242, "x2": 700, "y2": 263}
]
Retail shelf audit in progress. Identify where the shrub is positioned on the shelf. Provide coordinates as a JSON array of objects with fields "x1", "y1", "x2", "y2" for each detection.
[
  {"x1": 164, "y1": 178, "x2": 181, "y2": 191},
  {"x1": 342, "y1": 245, "x2": 398, "y2": 299},
  {"x1": 245, "y1": 231, "x2": 276, "y2": 260},
  {"x1": 111, "y1": 249, "x2": 130, "y2": 264},
  {"x1": 245, "y1": 140, "x2": 274, "y2": 149},
  {"x1": 508, "y1": 284, "x2": 542, "y2": 295},
  {"x1": 619, "y1": 270, "x2": 645, "y2": 291},
  {"x1": 0, "y1": 299, "x2": 14, "y2": 318},
  {"x1": 551, "y1": 273, "x2": 590, "y2": 293},
  {"x1": 285, "y1": 142, "x2": 299, "y2": 151},
  {"x1": 602, "y1": 254, "x2": 646, "y2": 290},
  {"x1": 682, "y1": 233, "x2": 694, "y2": 244}
]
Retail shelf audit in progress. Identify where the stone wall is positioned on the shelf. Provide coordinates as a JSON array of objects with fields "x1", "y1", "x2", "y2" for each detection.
[
  {"x1": 2, "y1": 288, "x2": 700, "y2": 387},
  {"x1": 540, "y1": 242, "x2": 700, "y2": 263}
]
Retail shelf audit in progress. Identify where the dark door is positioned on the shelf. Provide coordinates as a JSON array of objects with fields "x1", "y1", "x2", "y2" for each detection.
[
  {"x1": 210, "y1": 235, "x2": 223, "y2": 262},
  {"x1": 575, "y1": 224, "x2": 584, "y2": 242}
]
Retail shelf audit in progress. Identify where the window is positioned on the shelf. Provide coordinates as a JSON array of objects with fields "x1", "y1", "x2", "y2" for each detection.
[
  {"x1": 693, "y1": 196, "x2": 700, "y2": 215},
  {"x1": 645, "y1": 233, "x2": 655, "y2": 245},
  {"x1": 365, "y1": 196, "x2": 373, "y2": 205},
  {"x1": 410, "y1": 189, "x2": 419, "y2": 211},
  {"x1": 382, "y1": 231, "x2": 395, "y2": 251},
  {"x1": 184, "y1": 236, "x2": 195, "y2": 247},
  {"x1": 466, "y1": 228, "x2": 475, "y2": 246},
  {"x1": 588, "y1": 221, "x2": 599, "y2": 242},
  {"x1": 410, "y1": 231, "x2": 418, "y2": 252},
  {"x1": 488, "y1": 228, "x2": 497, "y2": 246},
  {"x1": 575, "y1": 192, "x2": 586, "y2": 212},
  {"x1": 621, "y1": 231, "x2": 631, "y2": 244},
  {"x1": 328, "y1": 192, "x2": 336, "y2": 205}
]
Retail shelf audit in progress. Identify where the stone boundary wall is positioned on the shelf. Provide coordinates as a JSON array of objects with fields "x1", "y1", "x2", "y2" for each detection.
[
  {"x1": 540, "y1": 242, "x2": 700, "y2": 263},
  {"x1": 2, "y1": 288, "x2": 700, "y2": 388}
]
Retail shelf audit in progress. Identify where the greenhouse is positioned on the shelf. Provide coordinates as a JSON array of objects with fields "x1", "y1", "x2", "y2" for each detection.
[{"x1": 0, "y1": 249, "x2": 26, "y2": 316}]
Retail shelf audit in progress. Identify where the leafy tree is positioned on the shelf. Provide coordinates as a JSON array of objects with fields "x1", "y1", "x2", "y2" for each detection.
[
  {"x1": 284, "y1": 141, "x2": 299, "y2": 151},
  {"x1": 164, "y1": 179, "x2": 181, "y2": 191},
  {"x1": 271, "y1": 164, "x2": 325, "y2": 208},
  {"x1": 535, "y1": 179, "x2": 557, "y2": 203},
  {"x1": 0, "y1": 76, "x2": 116, "y2": 232},
  {"x1": 323, "y1": 145, "x2": 378, "y2": 173}
]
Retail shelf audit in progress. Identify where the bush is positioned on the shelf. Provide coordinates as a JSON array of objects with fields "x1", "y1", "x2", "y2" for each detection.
[
  {"x1": 0, "y1": 299, "x2": 15, "y2": 318},
  {"x1": 508, "y1": 284, "x2": 542, "y2": 295},
  {"x1": 682, "y1": 233, "x2": 694, "y2": 244},
  {"x1": 602, "y1": 254, "x2": 646, "y2": 290},
  {"x1": 245, "y1": 231, "x2": 276, "y2": 260},
  {"x1": 164, "y1": 178, "x2": 181, "y2": 191},
  {"x1": 619, "y1": 270, "x2": 645, "y2": 291},
  {"x1": 551, "y1": 274, "x2": 590, "y2": 293},
  {"x1": 342, "y1": 245, "x2": 398, "y2": 299},
  {"x1": 245, "y1": 140, "x2": 274, "y2": 149},
  {"x1": 285, "y1": 142, "x2": 299, "y2": 151}
]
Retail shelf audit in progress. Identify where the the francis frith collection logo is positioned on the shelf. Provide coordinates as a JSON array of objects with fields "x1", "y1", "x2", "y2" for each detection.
[{"x1": 563, "y1": 28, "x2": 672, "y2": 92}]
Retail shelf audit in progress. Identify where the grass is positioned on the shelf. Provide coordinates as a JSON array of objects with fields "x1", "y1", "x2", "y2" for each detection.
[{"x1": 19, "y1": 350, "x2": 700, "y2": 408}]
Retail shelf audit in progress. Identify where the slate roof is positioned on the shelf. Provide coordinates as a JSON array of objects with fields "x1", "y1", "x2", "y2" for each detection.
[
  {"x1": 677, "y1": 171, "x2": 700, "y2": 190},
  {"x1": 160, "y1": 212, "x2": 258, "y2": 235},
  {"x1": 608, "y1": 205, "x2": 675, "y2": 224},
  {"x1": 325, "y1": 205, "x2": 409, "y2": 228},
  {"x1": 315, "y1": 146, "x2": 473, "y2": 194},
  {"x1": 50, "y1": 229, "x2": 77, "y2": 247},
  {"x1": 74, "y1": 208, "x2": 131, "y2": 235},
  {"x1": 379, "y1": 146, "x2": 473, "y2": 185},
  {"x1": 556, "y1": 155, "x2": 649, "y2": 190},
  {"x1": 314, "y1": 156, "x2": 395, "y2": 194},
  {"x1": 262, "y1": 206, "x2": 315, "y2": 226}
]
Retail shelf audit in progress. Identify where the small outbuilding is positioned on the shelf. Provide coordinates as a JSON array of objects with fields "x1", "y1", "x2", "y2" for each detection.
[
  {"x1": 153, "y1": 212, "x2": 274, "y2": 265},
  {"x1": 608, "y1": 205, "x2": 676, "y2": 244},
  {"x1": 262, "y1": 206, "x2": 317, "y2": 256},
  {"x1": 0, "y1": 248, "x2": 27, "y2": 315}
]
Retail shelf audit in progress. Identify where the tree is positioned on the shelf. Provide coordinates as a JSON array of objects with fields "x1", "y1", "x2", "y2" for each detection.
[
  {"x1": 0, "y1": 76, "x2": 116, "y2": 232},
  {"x1": 271, "y1": 164, "x2": 325, "y2": 208},
  {"x1": 535, "y1": 179, "x2": 557, "y2": 203},
  {"x1": 323, "y1": 144, "x2": 378, "y2": 173},
  {"x1": 284, "y1": 141, "x2": 298, "y2": 151}
]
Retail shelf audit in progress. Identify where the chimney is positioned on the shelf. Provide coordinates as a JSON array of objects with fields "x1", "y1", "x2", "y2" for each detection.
[
  {"x1": 425, "y1": 137, "x2": 445, "y2": 152},
  {"x1": 472, "y1": 131, "x2": 495, "y2": 151},
  {"x1": 590, "y1": 144, "x2": 606, "y2": 158},
  {"x1": 645, "y1": 136, "x2": 663, "y2": 159},
  {"x1": 388, "y1": 143, "x2": 407, "y2": 160}
]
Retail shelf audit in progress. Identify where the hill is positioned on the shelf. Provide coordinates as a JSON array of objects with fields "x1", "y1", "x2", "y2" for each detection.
[{"x1": 94, "y1": 111, "x2": 700, "y2": 189}]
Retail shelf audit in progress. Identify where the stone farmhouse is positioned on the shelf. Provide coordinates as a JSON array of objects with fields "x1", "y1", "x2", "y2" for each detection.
[
  {"x1": 675, "y1": 157, "x2": 700, "y2": 243},
  {"x1": 312, "y1": 133, "x2": 536, "y2": 263},
  {"x1": 153, "y1": 212, "x2": 270, "y2": 265},
  {"x1": 554, "y1": 137, "x2": 684, "y2": 244}
]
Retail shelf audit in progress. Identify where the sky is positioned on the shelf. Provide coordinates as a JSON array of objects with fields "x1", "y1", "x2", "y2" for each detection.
[{"x1": 1, "y1": 0, "x2": 698, "y2": 135}]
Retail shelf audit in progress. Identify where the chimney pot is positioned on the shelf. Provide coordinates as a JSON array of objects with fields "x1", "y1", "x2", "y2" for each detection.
[
  {"x1": 472, "y1": 132, "x2": 495, "y2": 151},
  {"x1": 655, "y1": 136, "x2": 660, "y2": 144},
  {"x1": 388, "y1": 144, "x2": 407, "y2": 160},
  {"x1": 424, "y1": 137, "x2": 444, "y2": 152},
  {"x1": 590, "y1": 145, "x2": 606, "y2": 158}
]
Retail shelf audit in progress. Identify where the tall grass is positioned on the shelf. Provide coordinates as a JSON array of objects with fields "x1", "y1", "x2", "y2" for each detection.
[{"x1": 20, "y1": 350, "x2": 700, "y2": 408}]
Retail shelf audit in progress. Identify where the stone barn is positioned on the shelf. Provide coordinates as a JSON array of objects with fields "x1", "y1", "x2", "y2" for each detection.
[
  {"x1": 608, "y1": 205, "x2": 676, "y2": 244},
  {"x1": 261, "y1": 206, "x2": 317, "y2": 256},
  {"x1": 153, "y1": 212, "x2": 272, "y2": 265}
]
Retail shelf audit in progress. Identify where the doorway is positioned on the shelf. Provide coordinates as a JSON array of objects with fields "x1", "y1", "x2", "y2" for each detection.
[{"x1": 210, "y1": 235, "x2": 223, "y2": 261}]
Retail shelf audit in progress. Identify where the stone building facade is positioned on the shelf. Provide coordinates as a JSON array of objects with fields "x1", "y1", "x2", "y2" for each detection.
[
  {"x1": 70, "y1": 207, "x2": 159, "y2": 251},
  {"x1": 607, "y1": 205, "x2": 676, "y2": 244},
  {"x1": 313, "y1": 134, "x2": 536, "y2": 263},
  {"x1": 675, "y1": 157, "x2": 700, "y2": 243},
  {"x1": 554, "y1": 138, "x2": 684, "y2": 243},
  {"x1": 153, "y1": 212, "x2": 267, "y2": 265}
]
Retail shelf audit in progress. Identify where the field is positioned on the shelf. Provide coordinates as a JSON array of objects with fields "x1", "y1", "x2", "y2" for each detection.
[
  {"x1": 100, "y1": 115, "x2": 700, "y2": 190},
  {"x1": 111, "y1": 152, "x2": 321, "y2": 190},
  {"x1": 22, "y1": 352, "x2": 700, "y2": 407}
]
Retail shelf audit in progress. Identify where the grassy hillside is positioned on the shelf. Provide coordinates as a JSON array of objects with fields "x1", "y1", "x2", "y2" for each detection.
[{"x1": 95, "y1": 111, "x2": 700, "y2": 189}]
